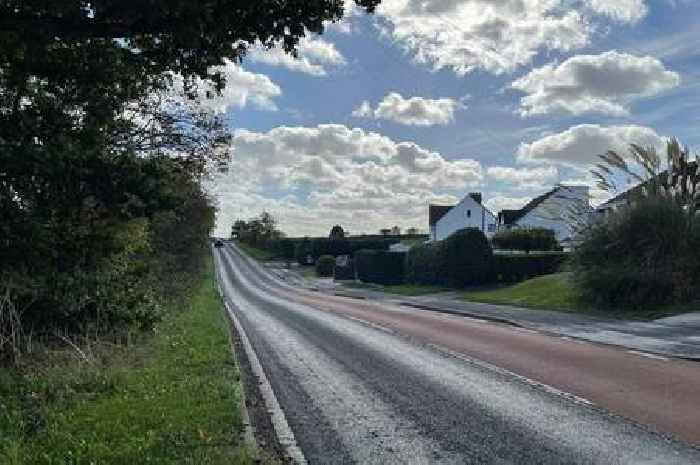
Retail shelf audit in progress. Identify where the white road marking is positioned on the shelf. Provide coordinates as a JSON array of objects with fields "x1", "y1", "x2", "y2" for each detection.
[{"x1": 224, "y1": 300, "x2": 308, "y2": 465}]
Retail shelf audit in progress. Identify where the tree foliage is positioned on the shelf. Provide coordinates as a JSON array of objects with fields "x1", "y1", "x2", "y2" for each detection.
[
  {"x1": 575, "y1": 137, "x2": 700, "y2": 308},
  {"x1": 0, "y1": 1, "x2": 379, "y2": 352}
]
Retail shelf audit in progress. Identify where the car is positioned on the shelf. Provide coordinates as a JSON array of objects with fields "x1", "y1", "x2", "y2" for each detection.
[{"x1": 214, "y1": 239, "x2": 224, "y2": 248}]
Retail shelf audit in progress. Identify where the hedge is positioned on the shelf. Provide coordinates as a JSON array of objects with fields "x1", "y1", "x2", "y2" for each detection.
[
  {"x1": 439, "y1": 228, "x2": 495, "y2": 287},
  {"x1": 405, "y1": 243, "x2": 443, "y2": 285},
  {"x1": 315, "y1": 255, "x2": 336, "y2": 277},
  {"x1": 494, "y1": 253, "x2": 568, "y2": 283},
  {"x1": 355, "y1": 249, "x2": 406, "y2": 285},
  {"x1": 492, "y1": 227, "x2": 560, "y2": 253}
]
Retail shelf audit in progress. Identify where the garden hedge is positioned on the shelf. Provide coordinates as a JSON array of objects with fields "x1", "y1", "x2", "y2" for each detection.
[
  {"x1": 491, "y1": 227, "x2": 560, "y2": 253},
  {"x1": 439, "y1": 228, "x2": 495, "y2": 287},
  {"x1": 405, "y1": 243, "x2": 443, "y2": 285},
  {"x1": 355, "y1": 249, "x2": 406, "y2": 285},
  {"x1": 315, "y1": 255, "x2": 336, "y2": 277},
  {"x1": 494, "y1": 253, "x2": 568, "y2": 283}
]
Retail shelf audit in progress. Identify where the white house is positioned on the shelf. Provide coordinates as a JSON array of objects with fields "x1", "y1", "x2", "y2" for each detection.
[
  {"x1": 497, "y1": 185, "x2": 591, "y2": 246},
  {"x1": 429, "y1": 193, "x2": 497, "y2": 242}
]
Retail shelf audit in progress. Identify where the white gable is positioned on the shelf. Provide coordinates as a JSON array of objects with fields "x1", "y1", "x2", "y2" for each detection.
[
  {"x1": 513, "y1": 185, "x2": 590, "y2": 242},
  {"x1": 434, "y1": 194, "x2": 497, "y2": 241}
]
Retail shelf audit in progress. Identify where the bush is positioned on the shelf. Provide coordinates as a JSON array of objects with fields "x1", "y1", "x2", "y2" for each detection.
[
  {"x1": 333, "y1": 259, "x2": 355, "y2": 281},
  {"x1": 439, "y1": 228, "x2": 495, "y2": 287},
  {"x1": 315, "y1": 255, "x2": 336, "y2": 277},
  {"x1": 494, "y1": 253, "x2": 568, "y2": 283},
  {"x1": 355, "y1": 250, "x2": 406, "y2": 285},
  {"x1": 405, "y1": 243, "x2": 443, "y2": 285},
  {"x1": 492, "y1": 227, "x2": 559, "y2": 253},
  {"x1": 571, "y1": 195, "x2": 700, "y2": 308}
]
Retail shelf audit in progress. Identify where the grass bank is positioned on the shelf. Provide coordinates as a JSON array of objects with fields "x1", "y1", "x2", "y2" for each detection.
[
  {"x1": 0, "y1": 258, "x2": 258, "y2": 464},
  {"x1": 461, "y1": 272, "x2": 694, "y2": 320}
]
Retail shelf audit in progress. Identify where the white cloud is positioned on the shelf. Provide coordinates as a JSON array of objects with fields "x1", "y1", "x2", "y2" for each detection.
[
  {"x1": 583, "y1": 0, "x2": 648, "y2": 23},
  {"x1": 247, "y1": 37, "x2": 346, "y2": 76},
  {"x1": 352, "y1": 100, "x2": 374, "y2": 118},
  {"x1": 484, "y1": 195, "x2": 532, "y2": 214},
  {"x1": 512, "y1": 51, "x2": 680, "y2": 116},
  {"x1": 210, "y1": 124, "x2": 483, "y2": 236},
  {"x1": 375, "y1": 0, "x2": 591, "y2": 75},
  {"x1": 169, "y1": 60, "x2": 282, "y2": 113},
  {"x1": 352, "y1": 92, "x2": 461, "y2": 126},
  {"x1": 486, "y1": 165, "x2": 558, "y2": 189},
  {"x1": 517, "y1": 124, "x2": 666, "y2": 167}
]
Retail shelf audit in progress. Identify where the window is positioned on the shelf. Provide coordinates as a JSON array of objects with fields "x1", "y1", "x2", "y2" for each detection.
[
  {"x1": 466, "y1": 209, "x2": 471, "y2": 218},
  {"x1": 488, "y1": 223, "x2": 496, "y2": 232}
]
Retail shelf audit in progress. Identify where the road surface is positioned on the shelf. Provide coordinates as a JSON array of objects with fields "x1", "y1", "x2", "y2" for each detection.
[{"x1": 214, "y1": 243, "x2": 700, "y2": 464}]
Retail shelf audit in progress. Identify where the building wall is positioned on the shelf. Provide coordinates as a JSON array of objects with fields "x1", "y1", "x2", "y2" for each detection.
[
  {"x1": 434, "y1": 196, "x2": 497, "y2": 241},
  {"x1": 514, "y1": 186, "x2": 590, "y2": 243}
]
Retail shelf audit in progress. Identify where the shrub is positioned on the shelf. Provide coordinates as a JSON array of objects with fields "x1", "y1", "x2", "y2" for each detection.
[
  {"x1": 439, "y1": 228, "x2": 495, "y2": 287},
  {"x1": 315, "y1": 255, "x2": 336, "y2": 277},
  {"x1": 405, "y1": 243, "x2": 443, "y2": 285},
  {"x1": 494, "y1": 253, "x2": 568, "y2": 283},
  {"x1": 354, "y1": 250, "x2": 406, "y2": 285},
  {"x1": 492, "y1": 228, "x2": 559, "y2": 253},
  {"x1": 571, "y1": 195, "x2": 700, "y2": 308},
  {"x1": 333, "y1": 259, "x2": 355, "y2": 281}
]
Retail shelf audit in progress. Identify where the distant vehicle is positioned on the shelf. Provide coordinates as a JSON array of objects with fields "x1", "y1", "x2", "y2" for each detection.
[{"x1": 214, "y1": 239, "x2": 224, "y2": 248}]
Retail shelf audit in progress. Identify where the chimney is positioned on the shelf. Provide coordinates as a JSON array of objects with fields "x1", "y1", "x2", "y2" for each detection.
[{"x1": 469, "y1": 192, "x2": 482, "y2": 204}]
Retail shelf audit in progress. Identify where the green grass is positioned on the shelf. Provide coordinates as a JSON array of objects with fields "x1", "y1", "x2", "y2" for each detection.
[
  {"x1": 234, "y1": 241, "x2": 276, "y2": 261},
  {"x1": 460, "y1": 272, "x2": 697, "y2": 320},
  {"x1": 341, "y1": 281, "x2": 448, "y2": 296},
  {"x1": 461, "y1": 272, "x2": 583, "y2": 312},
  {"x1": 0, "y1": 259, "x2": 260, "y2": 465}
]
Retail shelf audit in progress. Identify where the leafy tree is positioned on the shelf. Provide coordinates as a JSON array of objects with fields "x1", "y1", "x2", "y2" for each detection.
[{"x1": 329, "y1": 225, "x2": 346, "y2": 240}]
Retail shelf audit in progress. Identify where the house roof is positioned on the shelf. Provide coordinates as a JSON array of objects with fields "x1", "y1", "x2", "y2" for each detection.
[
  {"x1": 498, "y1": 186, "x2": 561, "y2": 225},
  {"x1": 597, "y1": 161, "x2": 699, "y2": 211},
  {"x1": 429, "y1": 204, "x2": 453, "y2": 226}
]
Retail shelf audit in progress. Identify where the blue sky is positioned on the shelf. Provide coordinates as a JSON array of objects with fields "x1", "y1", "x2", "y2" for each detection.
[{"x1": 209, "y1": 0, "x2": 700, "y2": 237}]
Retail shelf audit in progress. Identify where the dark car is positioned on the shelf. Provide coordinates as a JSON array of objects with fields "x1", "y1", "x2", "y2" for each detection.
[{"x1": 214, "y1": 239, "x2": 224, "y2": 248}]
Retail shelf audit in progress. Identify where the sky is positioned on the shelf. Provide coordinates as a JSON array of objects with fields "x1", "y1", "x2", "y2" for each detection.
[{"x1": 208, "y1": 0, "x2": 700, "y2": 237}]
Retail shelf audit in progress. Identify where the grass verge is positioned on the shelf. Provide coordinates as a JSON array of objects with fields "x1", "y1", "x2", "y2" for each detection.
[
  {"x1": 0, "y1": 258, "x2": 258, "y2": 464},
  {"x1": 461, "y1": 272, "x2": 696, "y2": 320}
]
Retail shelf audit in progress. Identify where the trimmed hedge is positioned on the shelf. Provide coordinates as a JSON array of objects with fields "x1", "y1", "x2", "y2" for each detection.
[
  {"x1": 494, "y1": 253, "x2": 568, "y2": 283},
  {"x1": 315, "y1": 255, "x2": 336, "y2": 277},
  {"x1": 439, "y1": 228, "x2": 495, "y2": 287},
  {"x1": 355, "y1": 249, "x2": 406, "y2": 285},
  {"x1": 405, "y1": 243, "x2": 443, "y2": 285},
  {"x1": 492, "y1": 227, "x2": 560, "y2": 253}
]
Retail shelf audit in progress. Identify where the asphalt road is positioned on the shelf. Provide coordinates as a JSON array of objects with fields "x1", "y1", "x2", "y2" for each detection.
[{"x1": 214, "y1": 243, "x2": 700, "y2": 464}]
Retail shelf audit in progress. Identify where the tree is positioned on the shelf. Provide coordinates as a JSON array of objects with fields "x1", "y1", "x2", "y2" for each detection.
[
  {"x1": 0, "y1": 0, "x2": 381, "y2": 345},
  {"x1": 329, "y1": 225, "x2": 345, "y2": 240}
]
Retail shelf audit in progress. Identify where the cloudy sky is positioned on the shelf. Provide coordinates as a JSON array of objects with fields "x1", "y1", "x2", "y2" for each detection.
[{"x1": 208, "y1": 0, "x2": 700, "y2": 237}]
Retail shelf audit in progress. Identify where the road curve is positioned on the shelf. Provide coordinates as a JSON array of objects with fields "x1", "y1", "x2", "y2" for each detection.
[{"x1": 215, "y1": 243, "x2": 700, "y2": 464}]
